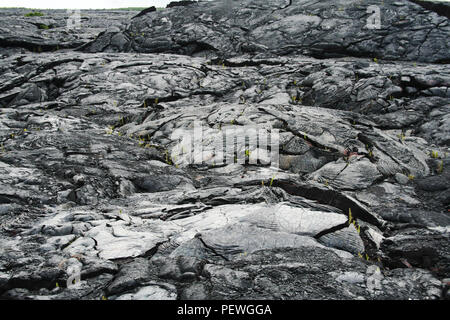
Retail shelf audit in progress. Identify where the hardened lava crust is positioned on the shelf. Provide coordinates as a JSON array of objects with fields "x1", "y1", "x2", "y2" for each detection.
[{"x1": 0, "y1": 0, "x2": 449, "y2": 300}]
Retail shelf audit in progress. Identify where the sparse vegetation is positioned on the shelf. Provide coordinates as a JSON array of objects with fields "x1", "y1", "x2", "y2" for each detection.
[
  {"x1": 165, "y1": 150, "x2": 173, "y2": 165},
  {"x1": 269, "y1": 175, "x2": 275, "y2": 187},
  {"x1": 24, "y1": 11, "x2": 44, "y2": 17}
]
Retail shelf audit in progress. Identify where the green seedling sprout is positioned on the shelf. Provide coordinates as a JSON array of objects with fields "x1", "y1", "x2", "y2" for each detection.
[{"x1": 269, "y1": 175, "x2": 275, "y2": 187}]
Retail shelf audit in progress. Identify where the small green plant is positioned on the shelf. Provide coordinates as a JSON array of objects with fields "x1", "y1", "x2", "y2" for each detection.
[
  {"x1": 245, "y1": 149, "x2": 251, "y2": 157},
  {"x1": 431, "y1": 150, "x2": 439, "y2": 158},
  {"x1": 357, "y1": 252, "x2": 370, "y2": 261},
  {"x1": 38, "y1": 24, "x2": 49, "y2": 30},
  {"x1": 408, "y1": 174, "x2": 415, "y2": 180},
  {"x1": 373, "y1": 57, "x2": 378, "y2": 63},
  {"x1": 269, "y1": 175, "x2": 275, "y2": 187},
  {"x1": 106, "y1": 126, "x2": 114, "y2": 135},
  {"x1": 172, "y1": 154, "x2": 179, "y2": 168},
  {"x1": 165, "y1": 150, "x2": 173, "y2": 165},
  {"x1": 24, "y1": 11, "x2": 44, "y2": 17}
]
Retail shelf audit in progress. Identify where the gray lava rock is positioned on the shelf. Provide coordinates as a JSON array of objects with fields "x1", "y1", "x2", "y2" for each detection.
[
  {"x1": 84, "y1": 0, "x2": 450, "y2": 63},
  {"x1": 0, "y1": 2, "x2": 448, "y2": 301}
]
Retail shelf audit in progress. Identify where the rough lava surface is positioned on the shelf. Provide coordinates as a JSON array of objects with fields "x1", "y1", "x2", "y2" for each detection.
[{"x1": 0, "y1": 0, "x2": 449, "y2": 300}]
